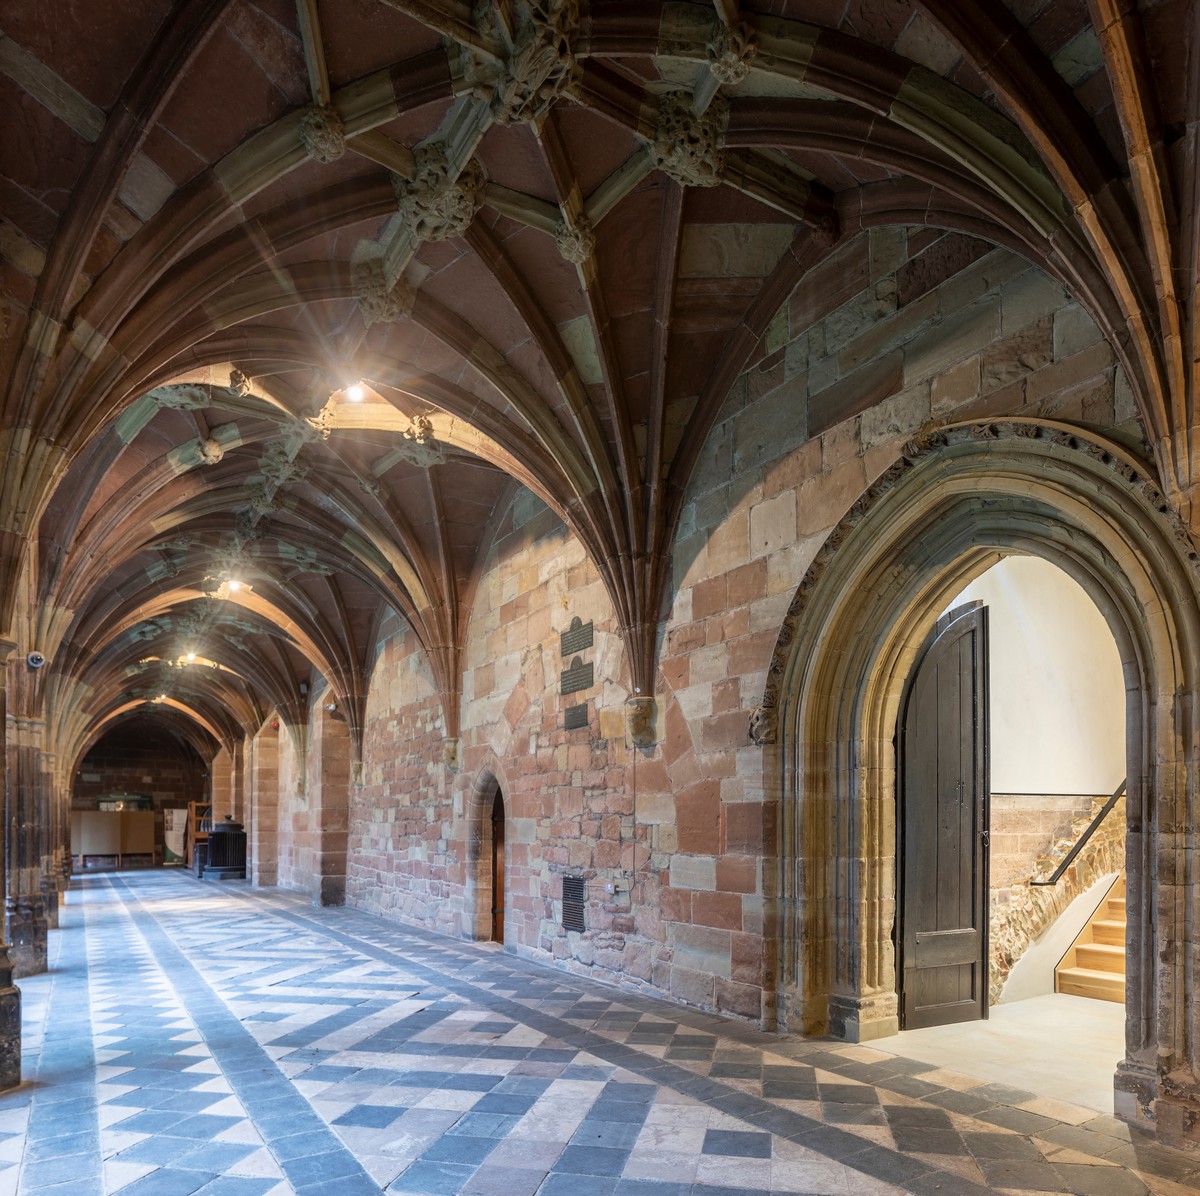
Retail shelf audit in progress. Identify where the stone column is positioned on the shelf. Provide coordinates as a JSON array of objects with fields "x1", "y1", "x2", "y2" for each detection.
[
  {"x1": 230, "y1": 739, "x2": 246, "y2": 823},
  {"x1": 249, "y1": 727, "x2": 279, "y2": 887},
  {"x1": 210, "y1": 747, "x2": 232, "y2": 821},
  {"x1": 7, "y1": 712, "x2": 48, "y2": 977},
  {"x1": 39, "y1": 751, "x2": 58, "y2": 931},
  {"x1": 313, "y1": 709, "x2": 349, "y2": 907},
  {"x1": 0, "y1": 641, "x2": 22, "y2": 1087}
]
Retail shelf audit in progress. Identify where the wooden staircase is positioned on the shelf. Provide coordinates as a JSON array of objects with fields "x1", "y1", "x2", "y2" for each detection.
[{"x1": 1055, "y1": 876, "x2": 1126, "y2": 1002}]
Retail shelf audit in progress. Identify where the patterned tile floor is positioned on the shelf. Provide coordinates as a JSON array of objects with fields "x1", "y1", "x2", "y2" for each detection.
[{"x1": 1, "y1": 871, "x2": 1197, "y2": 1196}]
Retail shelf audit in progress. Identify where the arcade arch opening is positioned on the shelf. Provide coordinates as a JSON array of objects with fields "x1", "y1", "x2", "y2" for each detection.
[
  {"x1": 888, "y1": 554, "x2": 1127, "y2": 1105},
  {"x1": 770, "y1": 423, "x2": 1200, "y2": 1141}
]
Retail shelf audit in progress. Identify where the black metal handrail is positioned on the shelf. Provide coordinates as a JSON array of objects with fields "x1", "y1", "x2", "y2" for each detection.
[{"x1": 1029, "y1": 778, "x2": 1126, "y2": 886}]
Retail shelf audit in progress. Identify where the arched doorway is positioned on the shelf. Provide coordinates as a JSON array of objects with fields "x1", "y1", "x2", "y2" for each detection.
[
  {"x1": 466, "y1": 767, "x2": 511, "y2": 945},
  {"x1": 491, "y1": 787, "x2": 505, "y2": 944},
  {"x1": 761, "y1": 421, "x2": 1200, "y2": 1149},
  {"x1": 890, "y1": 554, "x2": 1130, "y2": 1104}
]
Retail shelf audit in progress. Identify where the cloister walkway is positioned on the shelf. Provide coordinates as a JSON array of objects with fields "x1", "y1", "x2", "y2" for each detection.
[{"x1": 0, "y1": 871, "x2": 1194, "y2": 1196}]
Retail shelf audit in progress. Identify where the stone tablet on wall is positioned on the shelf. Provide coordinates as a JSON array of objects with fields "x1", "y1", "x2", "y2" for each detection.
[
  {"x1": 560, "y1": 616, "x2": 593, "y2": 657},
  {"x1": 560, "y1": 655, "x2": 593, "y2": 695}
]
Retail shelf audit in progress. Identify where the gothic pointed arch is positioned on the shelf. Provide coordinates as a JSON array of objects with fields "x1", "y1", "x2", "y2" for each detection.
[{"x1": 763, "y1": 419, "x2": 1200, "y2": 1144}]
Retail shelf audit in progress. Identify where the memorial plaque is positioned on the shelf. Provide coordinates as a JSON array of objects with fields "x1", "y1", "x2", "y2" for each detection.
[
  {"x1": 562, "y1": 875, "x2": 585, "y2": 932},
  {"x1": 560, "y1": 616, "x2": 594, "y2": 657},
  {"x1": 560, "y1": 655, "x2": 593, "y2": 695},
  {"x1": 564, "y1": 702, "x2": 588, "y2": 730}
]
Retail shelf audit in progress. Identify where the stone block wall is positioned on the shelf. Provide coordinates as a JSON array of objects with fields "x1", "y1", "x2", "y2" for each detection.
[
  {"x1": 333, "y1": 228, "x2": 1139, "y2": 1026},
  {"x1": 990, "y1": 796, "x2": 1126, "y2": 1002},
  {"x1": 247, "y1": 728, "x2": 279, "y2": 887},
  {"x1": 72, "y1": 728, "x2": 207, "y2": 812},
  {"x1": 272, "y1": 705, "x2": 353, "y2": 903},
  {"x1": 274, "y1": 722, "x2": 313, "y2": 894},
  {"x1": 989, "y1": 793, "x2": 1099, "y2": 891},
  {"x1": 652, "y1": 231, "x2": 1135, "y2": 1022},
  {"x1": 311, "y1": 707, "x2": 351, "y2": 906},
  {"x1": 348, "y1": 615, "x2": 460, "y2": 935}
]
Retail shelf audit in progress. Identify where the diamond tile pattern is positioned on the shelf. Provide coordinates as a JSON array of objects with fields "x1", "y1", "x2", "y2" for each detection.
[{"x1": 0, "y1": 871, "x2": 1195, "y2": 1195}]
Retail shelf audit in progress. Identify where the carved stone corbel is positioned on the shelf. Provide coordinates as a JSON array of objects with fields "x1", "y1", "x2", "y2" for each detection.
[
  {"x1": 461, "y1": 0, "x2": 581, "y2": 125},
  {"x1": 707, "y1": 21, "x2": 757, "y2": 86},
  {"x1": 555, "y1": 217, "x2": 595, "y2": 264},
  {"x1": 652, "y1": 92, "x2": 728, "y2": 188},
  {"x1": 353, "y1": 256, "x2": 417, "y2": 325},
  {"x1": 299, "y1": 104, "x2": 346, "y2": 163},
  {"x1": 625, "y1": 696, "x2": 658, "y2": 748},
  {"x1": 395, "y1": 144, "x2": 487, "y2": 242}
]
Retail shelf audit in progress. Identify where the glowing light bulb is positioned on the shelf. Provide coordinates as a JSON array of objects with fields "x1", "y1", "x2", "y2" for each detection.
[
  {"x1": 228, "y1": 579, "x2": 242, "y2": 592},
  {"x1": 345, "y1": 383, "x2": 365, "y2": 402},
  {"x1": 186, "y1": 652, "x2": 196, "y2": 662}
]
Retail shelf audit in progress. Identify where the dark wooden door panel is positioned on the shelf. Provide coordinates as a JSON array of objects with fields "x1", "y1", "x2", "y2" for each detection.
[
  {"x1": 898, "y1": 603, "x2": 989, "y2": 1030},
  {"x1": 491, "y1": 788, "x2": 505, "y2": 944}
]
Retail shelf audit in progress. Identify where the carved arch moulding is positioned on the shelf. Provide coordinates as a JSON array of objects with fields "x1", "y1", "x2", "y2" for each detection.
[
  {"x1": 755, "y1": 417, "x2": 1200, "y2": 1151},
  {"x1": 750, "y1": 419, "x2": 1198, "y2": 747}
]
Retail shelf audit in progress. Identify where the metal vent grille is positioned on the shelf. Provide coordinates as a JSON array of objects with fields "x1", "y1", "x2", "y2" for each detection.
[{"x1": 562, "y1": 875, "x2": 585, "y2": 932}]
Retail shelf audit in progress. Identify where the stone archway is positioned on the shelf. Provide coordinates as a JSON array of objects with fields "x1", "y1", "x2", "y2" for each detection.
[
  {"x1": 758, "y1": 419, "x2": 1200, "y2": 1149},
  {"x1": 464, "y1": 765, "x2": 509, "y2": 943}
]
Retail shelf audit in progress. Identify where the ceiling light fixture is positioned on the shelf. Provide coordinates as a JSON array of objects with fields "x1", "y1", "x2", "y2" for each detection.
[
  {"x1": 186, "y1": 651, "x2": 196, "y2": 662},
  {"x1": 228, "y1": 579, "x2": 242, "y2": 592},
  {"x1": 345, "y1": 383, "x2": 365, "y2": 402}
]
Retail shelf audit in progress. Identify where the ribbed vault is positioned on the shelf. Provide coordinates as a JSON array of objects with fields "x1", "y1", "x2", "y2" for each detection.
[{"x1": 1, "y1": 0, "x2": 1197, "y2": 771}]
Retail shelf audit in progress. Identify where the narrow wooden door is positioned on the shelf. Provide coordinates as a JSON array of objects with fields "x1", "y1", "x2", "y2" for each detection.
[
  {"x1": 491, "y1": 789, "x2": 505, "y2": 943},
  {"x1": 897, "y1": 602, "x2": 989, "y2": 1030}
]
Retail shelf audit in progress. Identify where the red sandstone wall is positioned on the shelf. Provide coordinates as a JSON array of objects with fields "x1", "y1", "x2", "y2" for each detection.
[
  {"x1": 274, "y1": 722, "x2": 312, "y2": 893},
  {"x1": 349, "y1": 615, "x2": 457, "y2": 931},
  {"x1": 73, "y1": 732, "x2": 207, "y2": 813},
  {"x1": 337, "y1": 230, "x2": 1136, "y2": 1025}
]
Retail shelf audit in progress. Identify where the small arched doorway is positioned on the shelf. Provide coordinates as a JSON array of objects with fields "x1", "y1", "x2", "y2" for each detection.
[{"x1": 490, "y1": 787, "x2": 505, "y2": 944}]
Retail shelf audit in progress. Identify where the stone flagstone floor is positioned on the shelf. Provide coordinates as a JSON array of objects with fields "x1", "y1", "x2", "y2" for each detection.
[{"x1": 0, "y1": 870, "x2": 1197, "y2": 1196}]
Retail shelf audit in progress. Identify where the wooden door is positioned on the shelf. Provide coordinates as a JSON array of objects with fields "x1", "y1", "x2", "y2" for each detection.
[
  {"x1": 897, "y1": 602, "x2": 989, "y2": 1030},
  {"x1": 491, "y1": 789, "x2": 505, "y2": 943}
]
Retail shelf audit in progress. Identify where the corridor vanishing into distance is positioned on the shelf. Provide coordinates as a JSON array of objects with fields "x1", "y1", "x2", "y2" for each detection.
[{"x1": 1, "y1": 872, "x2": 1196, "y2": 1196}]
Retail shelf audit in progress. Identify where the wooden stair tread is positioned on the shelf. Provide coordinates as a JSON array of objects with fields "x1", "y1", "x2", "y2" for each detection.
[
  {"x1": 1057, "y1": 966, "x2": 1125, "y2": 1003},
  {"x1": 1054, "y1": 874, "x2": 1126, "y2": 1004},
  {"x1": 1074, "y1": 943, "x2": 1126, "y2": 973}
]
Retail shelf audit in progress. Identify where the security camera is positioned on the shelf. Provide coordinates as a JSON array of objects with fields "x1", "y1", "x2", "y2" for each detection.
[{"x1": 26, "y1": 652, "x2": 46, "y2": 669}]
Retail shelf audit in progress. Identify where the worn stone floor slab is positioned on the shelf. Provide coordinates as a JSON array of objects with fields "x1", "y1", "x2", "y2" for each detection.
[{"x1": 0, "y1": 871, "x2": 1194, "y2": 1196}]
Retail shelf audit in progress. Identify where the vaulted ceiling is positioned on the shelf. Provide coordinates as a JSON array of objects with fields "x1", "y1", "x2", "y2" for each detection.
[{"x1": 1, "y1": 0, "x2": 1194, "y2": 772}]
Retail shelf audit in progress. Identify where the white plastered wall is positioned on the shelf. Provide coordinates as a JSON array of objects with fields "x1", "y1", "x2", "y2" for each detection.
[{"x1": 946, "y1": 555, "x2": 1124, "y2": 793}]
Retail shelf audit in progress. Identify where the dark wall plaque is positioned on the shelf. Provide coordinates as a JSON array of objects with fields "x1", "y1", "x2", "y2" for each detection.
[
  {"x1": 562, "y1": 875, "x2": 585, "y2": 932},
  {"x1": 564, "y1": 702, "x2": 588, "y2": 730},
  {"x1": 560, "y1": 655, "x2": 593, "y2": 695},
  {"x1": 560, "y1": 616, "x2": 594, "y2": 657}
]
